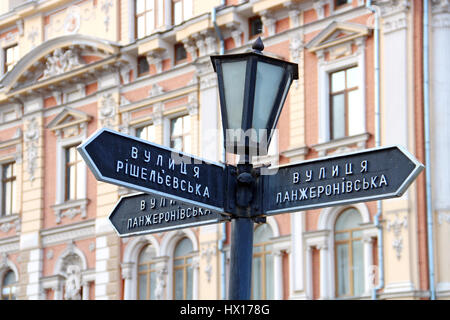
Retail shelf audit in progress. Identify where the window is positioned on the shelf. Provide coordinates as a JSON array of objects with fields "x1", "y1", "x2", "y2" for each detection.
[
  {"x1": 334, "y1": 208, "x2": 364, "y2": 298},
  {"x1": 136, "y1": 0, "x2": 163, "y2": 39},
  {"x1": 174, "y1": 43, "x2": 187, "y2": 64},
  {"x1": 137, "y1": 56, "x2": 150, "y2": 76},
  {"x1": 172, "y1": 0, "x2": 193, "y2": 26},
  {"x1": 249, "y1": 16, "x2": 263, "y2": 38},
  {"x1": 138, "y1": 244, "x2": 157, "y2": 300},
  {"x1": 173, "y1": 238, "x2": 194, "y2": 300},
  {"x1": 329, "y1": 66, "x2": 361, "y2": 140},
  {"x1": 1, "y1": 270, "x2": 16, "y2": 300},
  {"x1": 170, "y1": 115, "x2": 191, "y2": 153},
  {"x1": 252, "y1": 224, "x2": 274, "y2": 300},
  {"x1": 4, "y1": 45, "x2": 18, "y2": 73},
  {"x1": 335, "y1": 0, "x2": 351, "y2": 7},
  {"x1": 1, "y1": 162, "x2": 16, "y2": 217},
  {"x1": 136, "y1": 123, "x2": 155, "y2": 141},
  {"x1": 65, "y1": 145, "x2": 83, "y2": 201}
]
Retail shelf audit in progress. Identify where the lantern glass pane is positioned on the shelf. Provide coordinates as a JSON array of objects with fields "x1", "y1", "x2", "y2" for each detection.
[
  {"x1": 221, "y1": 60, "x2": 247, "y2": 130},
  {"x1": 253, "y1": 61, "x2": 285, "y2": 137}
]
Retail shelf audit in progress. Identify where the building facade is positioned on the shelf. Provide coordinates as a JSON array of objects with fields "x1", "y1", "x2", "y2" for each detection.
[{"x1": 0, "y1": 0, "x2": 448, "y2": 300}]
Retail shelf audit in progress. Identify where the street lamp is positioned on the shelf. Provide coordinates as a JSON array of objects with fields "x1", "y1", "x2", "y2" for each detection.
[
  {"x1": 211, "y1": 37, "x2": 298, "y2": 158},
  {"x1": 210, "y1": 37, "x2": 298, "y2": 300}
]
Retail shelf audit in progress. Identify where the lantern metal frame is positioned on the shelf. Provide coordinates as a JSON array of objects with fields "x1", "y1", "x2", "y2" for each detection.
[{"x1": 210, "y1": 37, "x2": 299, "y2": 156}]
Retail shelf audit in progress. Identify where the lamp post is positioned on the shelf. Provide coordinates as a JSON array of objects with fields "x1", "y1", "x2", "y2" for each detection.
[{"x1": 211, "y1": 37, "x2": 298, "y2": 300}]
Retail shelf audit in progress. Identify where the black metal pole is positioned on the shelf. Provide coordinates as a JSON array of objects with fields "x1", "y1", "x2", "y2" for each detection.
[
  {"x1": 228, "y1": 158, "x2": 255, "y2": 300},
  {"x1": 228, "y1": 216, "x2": 254, "y2": 299}
]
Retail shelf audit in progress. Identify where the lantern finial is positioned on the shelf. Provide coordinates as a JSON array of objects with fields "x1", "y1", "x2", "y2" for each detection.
[{"x1": 252, "y1": 37, "x2": 264, "y2": 53}]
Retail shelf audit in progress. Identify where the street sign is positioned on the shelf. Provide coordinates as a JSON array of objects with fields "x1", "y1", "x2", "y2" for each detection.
[
  {"x1": 262, "y1": 145, "x2": 424, "y2": 216},
  {"x1": 109, "y1": 192, "x2": 230, "y2": 237},
  {"x1": 78, "y1": 128, "x2": 226, "y2": 212}
]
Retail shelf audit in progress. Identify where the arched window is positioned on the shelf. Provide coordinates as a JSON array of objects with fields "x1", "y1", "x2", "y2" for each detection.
[
  {"x1": 138, "y1": 244, "x2": 157, "y2": 300},
  {"x1": 173, "y1": 238, "x2": 194, "y2": 300},
  {"x1": 1, "y1": 270, "x2": 16, "y2": 300},
  {"x1": 334, "y1": 207, "x2": 364, "y2": 297},
  {"x1": 252, "y1": 223, "x2": 274, "y2": 300}
]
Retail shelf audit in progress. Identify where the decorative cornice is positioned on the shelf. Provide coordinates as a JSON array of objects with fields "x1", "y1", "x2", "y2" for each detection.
[
  {"x1": 305, "y1": 21, "x2": 371, "y2": 54},
  {"x1": 52, "y1": 198, "x2": 89, "y2": 224},
  {"x1": 432, "y1": 0, "x2": 450, "y2": 14},
  {"x1": 0, "y1": 215, "x2": 20, "y2": 234},
  {"x1": 41, "y1": 219, "x2": 95, "y2": 247},
  {"x1": 373, "y1": 0, "x2": 410, "y2": 17},
  {"x1": 281, "y1": 145, "x2": 309, "y2": 159},
  {"x1": 312, "y1": 132, "x2": 370, "y2": 157}
]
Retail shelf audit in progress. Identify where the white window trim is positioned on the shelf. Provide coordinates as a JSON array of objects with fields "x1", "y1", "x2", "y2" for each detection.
[
  {"x1": 164, "y1": 110, "x2": 190, "y2": 150},
  {"x1": 0, "y1": 159, "x2": 18, "y2": 218},
  {"x1": 130, "y1": 0, "x2": 171, "y2": 42},
  {"x1": 122, "y1": 235, "x2": 162, "y2": 300},
  {"x1": 52, "y1": 127, "x2": 88, "y2": 224},
  {"x1": 261, "y1": 216, "x2": 284, "y2": 300},
  {"x1": 0, "y1": 257, "x2": 19, "y2": 299},
  {"x1": 160, "y1": 229, "x2": 199, "y2": 300},
  {"x1": 304, "y1": 203, "x2": 376, "y2": 299},
  {"x1": 316, "y1": 39, "x2": 366, "y2": 145}
]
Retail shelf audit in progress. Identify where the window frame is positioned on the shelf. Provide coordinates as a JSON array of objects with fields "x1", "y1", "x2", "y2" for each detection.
[
  {"x1": 316, "y1": 50, "x2": 366, "y2": 145},
  {"x1": 171, "y1": 0, "x2": 193, "y2": 26},
  {"x1": 137, "y1": 244, "x2": 158, "y2": 300},
  {"x1": 0, "y1": 162, "x2": 16, "y2": 217},
  {"x1": 333, "y1": 207, "x2": 364, "y2": 298},
  {"x1": 134, "y1": 122, "x2": 155, "y2": 141},
  {"x1": 251, "y1": 224, "x2": 274, "y2": 300},
  {"x1": 135, "y1": 0, "x2": 160, "y2": 39},
  {"x1": 137, "y1": 55, "x2": 150, "y2": 76},
  {"x1": 169, "y1": 114, "x2": 191, "y2": 153},
  {"x1": 64, "y1": 144, "x2": 83, "y2": 202},
  {"x1": 328, "y1": 66, "x2": 359, "y2": 140},
  {"x1": 55, "y1": 134, "x2": 87, "y2": 206},
  {"x1": 248, "y1": 16, "x2": 263, "y2": 39},
  {"x1": 334, "y1": 0, "x2": 352, "y2": 9},
  {"x1": 173, "y1": 237, "x2": 195, "y2": 300},
  {"x1": 1, "y1": 269, "x2": 16, "y2": 300},
  {"x1": 3, "y1": 44, "x2": 19, "y2": 74},
  {"x1": 174, "y1": 43, "x2": 187, "y2": 64}
]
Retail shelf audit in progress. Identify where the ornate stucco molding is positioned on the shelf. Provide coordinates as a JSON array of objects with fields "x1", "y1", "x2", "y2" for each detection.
[
  {"x1": 24, "y1": 117, "x2": 40, "y2": 182},
  {"x1": 386, "y1": 213, "x2": 408, "y2": 260},
  {"x1": 42, "y1": 47, "x2": 85, "y2": 79}
]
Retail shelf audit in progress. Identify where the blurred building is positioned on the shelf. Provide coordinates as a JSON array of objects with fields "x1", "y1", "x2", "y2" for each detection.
[{"x1": 0, "y1": 0, "x2": 448, "y2": 300}]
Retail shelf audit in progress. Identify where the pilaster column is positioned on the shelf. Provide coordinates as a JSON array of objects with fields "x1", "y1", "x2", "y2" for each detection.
[
  {"x1": 154, "y1": 259, "x2": 168, "y2": 300},
  {"x1": 260, "y1": 11, "x2": 276, "y2": 36},
  {"x1": 121, "y1": 262, "x2": 134, "y2": 300},
  {"x1": 196, "y1": 61, "x2": 221, "y2": 162},
  {"x1": 152, "y1": 102, "x2": 164, "y2": 145},
  {"x1": 20, "y1": 107, "x2": 45, "y2": 299},
  {"x1": 318, "y1": 243, "x2": 330, "y2": 299},
  {"x1": 375, "y1": 0, "x2": 411, "y2": 149},
  {"x1": 95, "y1": 88, "x2": 121, "y2": 300},
  {"x1": 431, "y1": 0, "x2": 450, "y2": 295},
  {"x1": 198, "y1": 224, "x2": 220, "y2": 300},
  {"x1": 273, "y1": 249, "x2": 284, "y2": 300},
  {"x1": 290, "y1": 212, "x2": 306, "y2": 299},
  {"x1": 188, "y1": 92, "x2": 199, "y2": 156},
  {"x1": 305, "y1": 246, "x2": 313, "y2": 299},
  {"x1": 363, "y1": 236, "x2": 374, "y2": 296}
]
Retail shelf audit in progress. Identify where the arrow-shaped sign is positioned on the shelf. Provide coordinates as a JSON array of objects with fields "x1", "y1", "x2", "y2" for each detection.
[
  {"x1": 262, "y1": 145, "x2": 424, "y2": 216},
  {"x1": 109, "y1": 192, "x2": 230, "y2": 237},
  {"x1": 78, "y1": 128, "x2": 226, "y2": 212}
]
